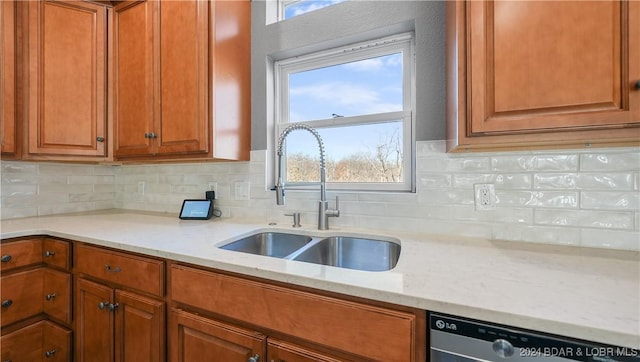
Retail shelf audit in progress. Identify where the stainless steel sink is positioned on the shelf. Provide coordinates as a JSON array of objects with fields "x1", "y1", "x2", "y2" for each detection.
[
  {"x1": 219, "y1": 232, "x2": 401, "y2": 271},
  {"x1": 220, "y1": 232, "x2": 312, "y2": 258},
  {"x1": 291, "y1": 236, "x2": 400, "y2": 272}
]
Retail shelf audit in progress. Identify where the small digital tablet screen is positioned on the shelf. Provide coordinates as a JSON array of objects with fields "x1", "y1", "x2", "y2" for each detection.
[{"x1": 179, "y1": 200, "x2": 213, "y2": 220}]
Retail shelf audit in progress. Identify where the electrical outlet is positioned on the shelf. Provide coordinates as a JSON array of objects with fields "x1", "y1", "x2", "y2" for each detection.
[
  {"x1": 137, "y1": 181, "x2": 145, "y2": 194},
  {"x1": 234, "y1": 181, "x2": 250, "y2": 200},
  {"x1": 474, "y1": 184, "x2": 496, "y2": 211},
  {"x1": 208, "y1": 182, "x2": 218, "y2": 193}
]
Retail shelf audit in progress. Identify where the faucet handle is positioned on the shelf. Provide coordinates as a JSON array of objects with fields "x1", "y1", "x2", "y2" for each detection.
[
  {"x1": 285, "y1": 212, "x2": 302, "y2": 227},
  {"x1": 327, "y1": 196, "x2": 340, "y2": 218}
]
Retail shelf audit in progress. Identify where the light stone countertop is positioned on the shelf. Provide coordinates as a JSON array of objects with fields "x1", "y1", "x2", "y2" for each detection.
[{"x1": 1, "y1": 211, "x2": 638, "y2": 349}]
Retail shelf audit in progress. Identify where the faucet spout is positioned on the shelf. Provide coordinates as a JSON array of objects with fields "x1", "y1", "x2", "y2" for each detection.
[{"x1": 275, "y1": 124, "x2": 339, "y2": 230}]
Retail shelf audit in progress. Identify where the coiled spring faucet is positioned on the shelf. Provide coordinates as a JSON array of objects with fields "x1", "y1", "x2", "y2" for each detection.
[{"x1": 275, "y1": 124, "x2": 339, "y2": 230}]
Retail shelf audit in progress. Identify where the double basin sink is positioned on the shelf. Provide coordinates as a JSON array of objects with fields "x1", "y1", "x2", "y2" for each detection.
[{"x1": 218, "y1": 231, "x2": 401, "y2": 272}]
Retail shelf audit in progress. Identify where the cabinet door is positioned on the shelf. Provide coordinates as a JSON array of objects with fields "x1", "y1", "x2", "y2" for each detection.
[
  {"x1": 447, "y1": 1, "x2": 640, "y2": 151},
  {"x1": 469, "y1": 1, "x2": 638, "y2": 133},
  {"x1": 42, "y1": 320, "x2": 73, "y2": 362},
  {"x1": 169, "y1": 308, "x2": 266, "y2": 362},
  {"x1": 115, "y1": 290, "x2": 165, "y2": 362},
  {"x1": 0, "y1": 237, "x2": 43, "y2": 272},
  {"x1": 42, "y1": 237, "x2": 71, "y2": 270},
  {"x1": 0, "y1": 320, "x2": 43, "y2": 361},
  {"x1": 0, "y1": 268, "x2": 43, "y2": 327},
  {"x1": 76, "y1": 278, "x2": 114, "y2": 362},
  {"x1": 0, "y1": 321, "x2": 71, "y2": 362},
  {"x1": 26, "y1": 0, "x2": 107, "y2": 157},
  {"x1": 267, "y1": 338, "x2": 344, "y2": 362},
  {"x1": 43, "y1": 268, "x2": 71, "y2": 324},
  {"x1": 113, "y1": 0, "x2": 155, "y2": 157},
  {"x1": 1, "y1": 0, "x2": 16, "y2": 156},
  {"x1": 156, "y1": 0, "x2": 209, "y2": 156}
]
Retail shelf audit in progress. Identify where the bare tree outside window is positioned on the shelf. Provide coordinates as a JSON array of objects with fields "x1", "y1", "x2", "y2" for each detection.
[{"x1": 286, "y1": 127, "x2": 402, "y2": 183}]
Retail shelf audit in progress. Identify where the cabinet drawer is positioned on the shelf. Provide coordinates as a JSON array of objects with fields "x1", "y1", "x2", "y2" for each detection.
[
  {"x1": 43, "y1": 269, "x2": 72, "y2": 324},
  {"x1": 76, "y1": 244, "x2": 164, "y2": 297},
  {"x1": 0, "y1": 320, "x2": 72, "y2": 362},
  {"x1": 42, "y1": 238, "x2": 71, "y2": 270},
  {"x1": 1, "y1": 268, "x2": 44, "y2": 327},
  {"x1": 171, "y1": 264, "x2": 417, "y2": 361},
  {"x1": 1, "y1": 238, "x2": 43, "y2": 271}
]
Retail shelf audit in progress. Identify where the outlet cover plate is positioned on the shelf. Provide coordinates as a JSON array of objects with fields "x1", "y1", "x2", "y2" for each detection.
[{"x1": 474, "y1": 184, "x2": 496, "y2": 211}]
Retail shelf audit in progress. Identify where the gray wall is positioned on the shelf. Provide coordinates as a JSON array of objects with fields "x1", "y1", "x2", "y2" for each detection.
[{"x1": 250, "y1": 0, "x2": 446, "y2": 151}]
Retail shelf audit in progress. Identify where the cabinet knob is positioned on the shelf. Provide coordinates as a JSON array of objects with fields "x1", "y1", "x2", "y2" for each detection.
[
  {"x1": 144, "y1": 132, "x2": 157, "y2": 139},
  {"x1": 45, "y1": 349, "x2": 56, "y2": 358},
  {"x1": 105, "y1": 264, "x2": 122, "y2": 273},
  {"x1": 44, "y1": 250, "x2": 55, "y2": 257},
  {"x1": 1, "y1": 255, "x2": 11, "y2": 263},
  {"x1": 635, "y1": 80, "x2": 640, "y2": 90},
  {"x1": 1, "y1": 299, "x2": 13, "y2": 308},
  {"x1": 46, "y1": 293, "x2": 56, "y2": 301},
  {"x1": 98, "y1": 301, "x2": 118, "y2": 311},
  {"x1": 248, "y1": 354, "x2": 260, "y2": 362},
  {"x1": 96, "y1": 136, "x2": 105, "y2": 142}
]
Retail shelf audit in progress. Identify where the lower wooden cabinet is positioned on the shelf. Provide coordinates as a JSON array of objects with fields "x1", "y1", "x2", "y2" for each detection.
[
  {"x1": 170, "y1": 263, "x2": 426, "y2": 362},
  {"x1": 267, "y1": 338, "x2": 345, "y2": 362},
  {"x1": 75, "y1": 275, "x2": 165, "y2": 362},
  {"x1": 0, "y1": 237, "x2": 73, "y2": 360},
  {"x1": 170, "y1": 309, "x2": 265, "y2": 362},
  {"x1": 1, "y1": 320, "x2": 72, "y2": 362},
  {"x1": 169, "y1": 309, "x2": 347, "y2": 362}
]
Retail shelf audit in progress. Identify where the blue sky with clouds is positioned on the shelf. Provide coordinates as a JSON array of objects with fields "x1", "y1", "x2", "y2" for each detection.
[
  {"x1": 284, "y1": 0, "x2": 347, "y2": 19},
  {"x1": 285, "y1": 53, "x2": 404, "y2": 160},
  {"x1": 280, "y1": 0, "x2": 405, "y2": 174}
]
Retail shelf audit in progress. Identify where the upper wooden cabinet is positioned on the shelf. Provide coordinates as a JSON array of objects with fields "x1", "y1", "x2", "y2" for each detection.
[
  {"x1": 114, "y1": 0, "x2": 250, "y2": 161},
  {"x1": 446, "y1": 1, "x2": 640, "y2": 152},
  {"x1": 1, "y1": 0, "x2": 17, "y2": 157},
  {"x1": 24, "y1": 0, "x2": 110, "y2": 159}
]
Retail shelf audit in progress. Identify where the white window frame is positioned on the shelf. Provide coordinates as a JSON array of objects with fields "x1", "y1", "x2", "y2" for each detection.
[
  {"x1": 274, "y1": 32, "x2": 416, "y2": 192},
  {"x1": 278, "y1": 0, "x2": 345, "y2": 21},
  {"x1": 278, "y1": 0, "x2": 298, "y2": 21}
]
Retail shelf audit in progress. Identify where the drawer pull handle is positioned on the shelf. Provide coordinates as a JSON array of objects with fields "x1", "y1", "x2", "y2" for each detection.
[
  {"x1": 46, "y1": 293, "x2": 56, "y2": 301},
  {"x1": 44, "y1": 251, "x2": 55, "y2": 257},
  {"x1": 1, "y1": 255, "x2": 11, "y2": 263},
  {"x1": 45, "y1": 349, "x2": 56, "y2": 358},
  {"x1": 2, "y1": 299, "x2": 13, "y2": 308},
  {"x1": 105, "y1": 264, "x2": 122, "y2": 273},
  {"x1": 248, "y1": 354, "x2": 260, "y2": 362}
]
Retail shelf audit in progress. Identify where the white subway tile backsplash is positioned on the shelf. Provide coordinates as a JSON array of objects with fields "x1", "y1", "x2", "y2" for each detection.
[
  {"x1": 534, "y1": 209, "x2": 634, "y2": 230},
  {"x1": 581, "y1": 229, "x2": 640, "y2": 251},
  {"x1": 1, "y1": 184, "x2": 37, "y2": 196},
  {"x1": 453, "y1": 173, "x2": 532, "y2": 189},
  {"x1": 581, "y1": 191, "x2": 640, "y2": 210},
  {"x1": 580, "y1": 151, "x2": 640, "y2": 171},
  {"x1": 491, "y1": 154, "x2": 578, "y2": 172},
  {"x1": 492, "y1": 224, "x2": 581, "y2": 246},
  {"x1": 534, "y1": 173, "x2": 634, "y2": 190},
  {"x1": 2, "y1": 142, "x2": 639, "y2": 251},
  {"x1": 496, "y1": 191, "x2": 578, "y2": 208}
]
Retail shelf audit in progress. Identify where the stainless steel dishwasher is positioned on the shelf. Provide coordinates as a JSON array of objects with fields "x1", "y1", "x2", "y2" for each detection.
[{"x1": 430, "y1": 313, "x2": 639, "y2": 362}]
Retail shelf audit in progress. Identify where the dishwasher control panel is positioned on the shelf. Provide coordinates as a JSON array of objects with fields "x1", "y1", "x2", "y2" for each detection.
[{"x1": 430, "y1": 313, "x2": 639, "y2": 362}]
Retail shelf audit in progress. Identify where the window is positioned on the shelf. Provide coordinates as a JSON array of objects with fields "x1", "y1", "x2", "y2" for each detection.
[
  {"x1": 279, "y1": 0, "x2": 347, "y2": 21},
  {"x1": 275, "y1": 33, "x2": 415, "y2": 192}
]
